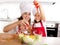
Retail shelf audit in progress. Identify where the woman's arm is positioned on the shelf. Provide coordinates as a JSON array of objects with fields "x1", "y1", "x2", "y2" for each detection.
[{"x1": 3, "y1": 21, "x2": 20, "y2": 32}]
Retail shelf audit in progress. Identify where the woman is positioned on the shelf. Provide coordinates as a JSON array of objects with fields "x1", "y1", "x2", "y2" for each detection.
[
  {"x1": 3, "y1": 2, "x2": 33, "y2": 34},
  {"x1": 32, "y1": 1, "x2": 47, "y2": 37},
  {"x1": 17, "y1": 12, "x2": 31, "y2": 34}
]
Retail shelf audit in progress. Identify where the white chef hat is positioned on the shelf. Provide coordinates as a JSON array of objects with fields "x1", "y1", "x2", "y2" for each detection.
[
  {"x1": 32, "y1": 7, "x2": 40, "y2": 16},
  {"x1": 20, "y1": 1, "x2": 34, "y2": 14}
]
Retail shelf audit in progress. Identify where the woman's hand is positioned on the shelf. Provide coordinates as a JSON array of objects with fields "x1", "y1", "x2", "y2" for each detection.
[
  {"x1": 18, "y1": 20, "x2": 26, "y2": 25},
  {"x1": 18, "y1": 20, "x2": 29, "y2": 30}
]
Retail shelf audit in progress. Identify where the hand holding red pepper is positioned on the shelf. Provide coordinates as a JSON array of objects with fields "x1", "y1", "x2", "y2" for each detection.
[{"x1": 33, "y1": 0, "x2": 39, "y2": 9}]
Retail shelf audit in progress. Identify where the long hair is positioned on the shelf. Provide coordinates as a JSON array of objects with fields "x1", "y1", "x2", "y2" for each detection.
[{"x1": 18, "y1": 16, "x2": 23, "y2": 20}]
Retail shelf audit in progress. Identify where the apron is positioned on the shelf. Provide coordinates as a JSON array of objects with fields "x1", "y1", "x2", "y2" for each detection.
[{"x1": 32, "y1": 22, "x2": 46, "y2": 37}]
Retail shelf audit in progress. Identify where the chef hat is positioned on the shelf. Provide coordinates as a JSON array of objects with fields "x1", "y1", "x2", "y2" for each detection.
[
  {"x1": 32, "y1": 7, "x2": 40, "y2": 16},
  {"x1": 20, "y1": 1, "x2": 34, "y2": 14}
]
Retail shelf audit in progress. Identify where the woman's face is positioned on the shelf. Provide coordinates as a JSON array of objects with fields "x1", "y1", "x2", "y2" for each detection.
[
  {"x1": 34, "y1": 12, "x2": 41, "y2": 22},
  {"x1": 22, "y1": 12, "x2": 31, "y2": 21}
]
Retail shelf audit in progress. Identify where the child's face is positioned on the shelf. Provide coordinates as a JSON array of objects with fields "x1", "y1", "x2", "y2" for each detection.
[{"x1": 34, "y1": 12, "x2": 41, "y2": 22}]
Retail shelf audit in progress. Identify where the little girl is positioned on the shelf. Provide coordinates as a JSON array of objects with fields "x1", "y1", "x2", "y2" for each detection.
[{"x1": 32, "y1": 1, "x2": 47, "y2": 37}]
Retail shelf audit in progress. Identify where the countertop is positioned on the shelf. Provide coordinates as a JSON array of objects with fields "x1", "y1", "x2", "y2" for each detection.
[{"x1": 0, "y1": 33, "x2": 60, "y2": 45}]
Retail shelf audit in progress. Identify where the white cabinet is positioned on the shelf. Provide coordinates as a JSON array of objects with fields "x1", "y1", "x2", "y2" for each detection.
[{"x1": 58, "y1": 24, "x2": 60, "y2": 37}]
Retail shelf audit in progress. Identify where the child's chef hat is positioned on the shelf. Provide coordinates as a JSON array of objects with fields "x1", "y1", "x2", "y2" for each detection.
[
  {"x1": 32, "y1": 7, "x2": 40, "y2": 16},
  {"x1": 20, "y1": 1, "x2": 34, "y2": 14}
]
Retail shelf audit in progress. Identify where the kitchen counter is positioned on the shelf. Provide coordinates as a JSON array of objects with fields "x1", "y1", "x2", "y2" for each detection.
[
  {"x1": 0, "y1": 33, "x2": 60, "y2": 45},
  {"x1": 42, "y1": 37, "x2": 60, "y2": 45}
]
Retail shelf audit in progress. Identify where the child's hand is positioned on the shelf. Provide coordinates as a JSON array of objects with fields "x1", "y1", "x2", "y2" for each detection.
[{"x1": 33, "y1": 0, "x2": 39, "y2": 9}]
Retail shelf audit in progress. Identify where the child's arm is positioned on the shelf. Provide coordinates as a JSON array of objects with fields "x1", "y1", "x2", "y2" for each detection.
[
  {"x1": 39, "y1": 3, "x2": 46, "y2": 22},
  {"x1": 33, "y1": 0, "x2": 46, "y2": 21}
]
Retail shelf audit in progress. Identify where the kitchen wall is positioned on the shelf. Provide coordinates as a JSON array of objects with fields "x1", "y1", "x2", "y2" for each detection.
[{"x1": 0, "y1": 3, "x2": 20, "y2": 33}]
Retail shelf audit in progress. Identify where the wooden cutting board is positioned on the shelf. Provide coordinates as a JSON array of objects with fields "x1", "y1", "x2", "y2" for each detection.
[
  {"x1": 0, "y1": 39, "x2": 21, "y2": 45},
  {"x1": 0, "y1": 33, "x2": 21, "y2": 45}
]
